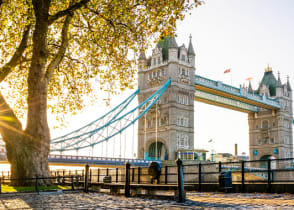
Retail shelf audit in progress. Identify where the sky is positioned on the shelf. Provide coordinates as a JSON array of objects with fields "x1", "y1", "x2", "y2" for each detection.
[
  {"x1": 174, "y1": 0, "x2": 294, "y2": 156},
  {"x1": 49, "y1": 0, "x2": 294, "y2": 158}
]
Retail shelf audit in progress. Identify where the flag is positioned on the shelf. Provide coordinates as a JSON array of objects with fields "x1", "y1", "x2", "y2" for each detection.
[
  {"x1": 224, "y1": 69, "x2": 231, "y2": 74},
  {"x1": 246, "y1": 77, "x2": 253, "y2": 81}
]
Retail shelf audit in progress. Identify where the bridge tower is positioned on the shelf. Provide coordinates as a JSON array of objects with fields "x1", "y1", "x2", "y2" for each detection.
[
  {"x1": 137, "y1": 36, "x2": 196, "y2": 160},
  {"x1": 248, "y1": 66, "x2": 293, "y2": 165}
]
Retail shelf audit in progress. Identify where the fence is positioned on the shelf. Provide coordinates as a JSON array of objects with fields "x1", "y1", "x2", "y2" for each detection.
[
  {"x1": 0, "y1": 160, "x2": 186, "y2": 202},
  {"x1": 182, "y1": 157, "x2": 294, "y2": 193},
  {"x1": 1, "y1": 158, "x2": 294, "y2": 197},
  {"x1": 0, "y1": 171, "x2": 85, "y2": 194}
]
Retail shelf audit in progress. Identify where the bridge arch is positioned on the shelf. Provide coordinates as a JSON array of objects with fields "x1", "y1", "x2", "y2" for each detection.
[
  {"x1": 260, "y1": 155, "x2": 276, "y2": 169},
  {"x1": 145, "y1": 138, "x2": 168, "y2": 160}
]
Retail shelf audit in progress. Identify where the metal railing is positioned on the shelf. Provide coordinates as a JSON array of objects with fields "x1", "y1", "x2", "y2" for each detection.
[
  {"x1": 183, "y1": 157, "x2": 294, "y2": 192},
  {"x1": 1, "y1": 158, "x2": 294, "y2": 196}
]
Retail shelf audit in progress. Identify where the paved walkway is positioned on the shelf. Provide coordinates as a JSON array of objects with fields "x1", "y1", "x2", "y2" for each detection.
[
  {"x1": 0, "y1": 192, "x2": 294, "y2": 209},
  {"x1": 187, "y1": 192, "x2": 294, "y2": 209}
]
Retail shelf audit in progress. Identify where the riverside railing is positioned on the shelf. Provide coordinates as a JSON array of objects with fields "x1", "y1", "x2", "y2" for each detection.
[
  {"x1": 183, "y1": 157, "x2": 294, "y2": 192},
  {"x1": 1, "y1": 158, "x2": 294, "y2": 195},
  {"x1": 0, "y1": 173, "x2": 85, "y2": 194}
]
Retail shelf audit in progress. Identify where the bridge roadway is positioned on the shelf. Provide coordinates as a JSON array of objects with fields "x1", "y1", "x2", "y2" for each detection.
[
  {"x1": 0, "y1": 154, "x2": 156, "y2": 167},
  {"x1": 195, "y1": 75, "x2": 280, "y2": 113}
]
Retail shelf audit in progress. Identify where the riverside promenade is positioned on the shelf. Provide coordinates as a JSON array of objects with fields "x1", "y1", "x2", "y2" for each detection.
[{"x1": 1, "y1": 192, "x2": 294, "y2": 209}]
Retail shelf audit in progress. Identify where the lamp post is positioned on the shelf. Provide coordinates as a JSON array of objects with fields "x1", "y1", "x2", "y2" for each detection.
[{"x1": 208, "y1": 139, "x2": 215, "y2": 162}]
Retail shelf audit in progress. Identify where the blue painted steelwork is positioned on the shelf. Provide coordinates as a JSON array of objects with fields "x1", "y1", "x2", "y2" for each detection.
[
  {"x1": 195, "y1": 75, "x2": 280, "y2": 110},
  {"x1": 195, "y1": 89, "x2": 259, "y2": 112},
  {"x1": 50, "y1": 78, "x2": 171, "y2": 152},
  {"x1": 48, "y1": 154, "x2": 160, "y2": 167},
  {"x1": 0, "y1": 153, "x2": 161, "y2": 167},
  {"x1": 51, "y1": 88, "x2": 139, "y2": 144}
]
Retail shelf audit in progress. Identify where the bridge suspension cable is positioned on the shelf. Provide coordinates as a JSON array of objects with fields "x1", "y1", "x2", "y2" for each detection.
[
  {"x1": 50, "y1": 78, "x2": 171, "y2": 153},
  {"x1": 51, "y1": 89, "x2": 139, "y2": 144}
]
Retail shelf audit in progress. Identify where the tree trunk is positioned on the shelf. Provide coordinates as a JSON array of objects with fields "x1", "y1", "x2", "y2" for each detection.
[
  {"x1": 0, "y1": 93, "x2": 50, "y2": 185},
  {"x1": 0, "y1": 0, "x2": 52, "y2": 185}
]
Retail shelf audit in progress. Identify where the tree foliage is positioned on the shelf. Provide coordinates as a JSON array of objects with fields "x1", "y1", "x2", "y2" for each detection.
[
  {"x1": 0, "y1": 0, "x2": 203, "y2": 182},
  {"x1": 0, "y1": 0, "x2": 201, "y2": 126}
]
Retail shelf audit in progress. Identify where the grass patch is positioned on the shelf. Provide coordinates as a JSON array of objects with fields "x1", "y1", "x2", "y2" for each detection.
[{"x1": 1, "y1": 184, "x2": 71, "y2": 193}]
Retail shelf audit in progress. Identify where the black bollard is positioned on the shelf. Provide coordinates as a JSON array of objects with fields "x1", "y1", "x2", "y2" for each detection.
[
  {"x1": 267, "y1": 159, "x2": 272, "y2": 193},
  {"x1": 124, "y1": 162, "x2": 130, "y2": 197},
  {"x1": 71, "y1": 175, "x2": 75, "y2": 191},
  {"x1": 241, "y1": 161, "x2": 245, "y2": 192},
  {"x1": 84, "y1": 164, "x2": 90, "y2": 193},
  {"x1": 116, "y1": 168, "x2": 119, "y2": 183},
  {"x1": 198, "y1": 163, "x2": 202, "y2": 192},
  {"x1": 176, "y1": 158, "x2": 185, "y2": 203},
  {"x1": 138, "y1": 167, "x2": 141, "y2": 184}
]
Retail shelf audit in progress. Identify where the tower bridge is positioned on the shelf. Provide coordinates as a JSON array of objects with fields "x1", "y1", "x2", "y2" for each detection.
[
  {"x1": 137, "y1": 36, "x2": 293, "y2": 164},
  {"x1": 0, "y1": 36, "x2": 293, "y2": 167}
]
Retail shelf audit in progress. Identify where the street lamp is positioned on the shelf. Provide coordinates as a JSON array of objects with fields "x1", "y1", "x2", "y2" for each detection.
[{"x1": 208, "y1": 139, "x2": 215, "y2": 162}]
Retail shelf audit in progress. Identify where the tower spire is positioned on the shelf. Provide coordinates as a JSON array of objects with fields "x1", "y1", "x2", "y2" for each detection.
[
  {"x1": 277, "y1": 71, "x2": 282, "y2": 87},
  {"x1": 188, "y1": 34, "x2": 195, "y2": 56},
  {"x1": 248, "y1": 81, "x2": 253, "y2": 92},
  {"x1": 287, "y1": 75, "x2": 292, "y2": 91},
  {"x1": 169, "y1": 36, "x2": 178, "y2": 48},
  {"x1": 265, "y1": 64, "x2": 272, "y2": 72},
  {"x1": 138, "y1": 50, "x2": 146, "y2": 60}
]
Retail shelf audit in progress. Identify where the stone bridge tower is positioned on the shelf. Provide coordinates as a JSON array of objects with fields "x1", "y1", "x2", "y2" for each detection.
[
  {"x1": 137, "y1": 36, "x2": 196, "y2": 160},
  {"x1": 248, "y1": 66, "x2": 293, "y2": 166}
]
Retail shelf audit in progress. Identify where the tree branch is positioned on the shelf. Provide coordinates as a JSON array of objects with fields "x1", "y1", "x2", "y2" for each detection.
[
  {"x1": 86, "y1": 6, "x2": 115, "y2": 28},
  {"x1": 48, "y1": 0, "x2": 90, "y2": 25},
  {"x1": 0, "y1": 92, "x2": 22, "y2": 140},
  {"x1": 45, "y1": 14, "x2": 72, "y2": 82},
  {"x1": 0, "y1": 24, "x2": 31, "y2": 83}
]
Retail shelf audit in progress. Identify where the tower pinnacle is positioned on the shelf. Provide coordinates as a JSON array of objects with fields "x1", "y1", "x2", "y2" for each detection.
[
  {"x1": 138, "y1": 50, "x2": 146, "y2": 60},
  {"x1": 188, "y1": 34, "x2": 195, "y2": 56},
  {"x1": 277, "y1": 71, "x2": 282, "y2": 87},
  {"x1": 265, "y1": 64, "x2": 272, "y2": 72},
  {"x1": 287, "y1": 75, "x2": 292, "y2": 91}
]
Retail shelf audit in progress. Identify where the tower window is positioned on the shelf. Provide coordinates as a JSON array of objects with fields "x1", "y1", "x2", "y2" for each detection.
[
  {"x1": 181, "y1": 54, "x2": 185, "y2": 61},
  {"x1": 177, "y1": 117, "x2": 189, "y2": 127},
  {"x1": 283, "y1": 136, "x2": 289, "y2": 144},
  {"x1": 177, "y1": 133, "x2": 189, "y2": 149},
  {"x1": 262, "y1": 120, "x2": 269, "y2": 129},
  {"x1": 284, "y1": 120, "x2": 290, "y2": 128},
  {"x1": 148, "y1": 73, "x2": 152, "y2": 80},
  {"x1": 164, "y1": 97, "x2": 168, "y2": 103},
  {"x1": 177, "y1": 95, "x2": 189, "y2": 105},
  {"x1": 152, "y1": 118, "x2": 156, "y2": 127},
  {"x1": 157, "y1": 57, "x2": 161, "y2": 65},
  {"x1": 147, "y1": 120, "x2": 151, "y2": 128}
]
